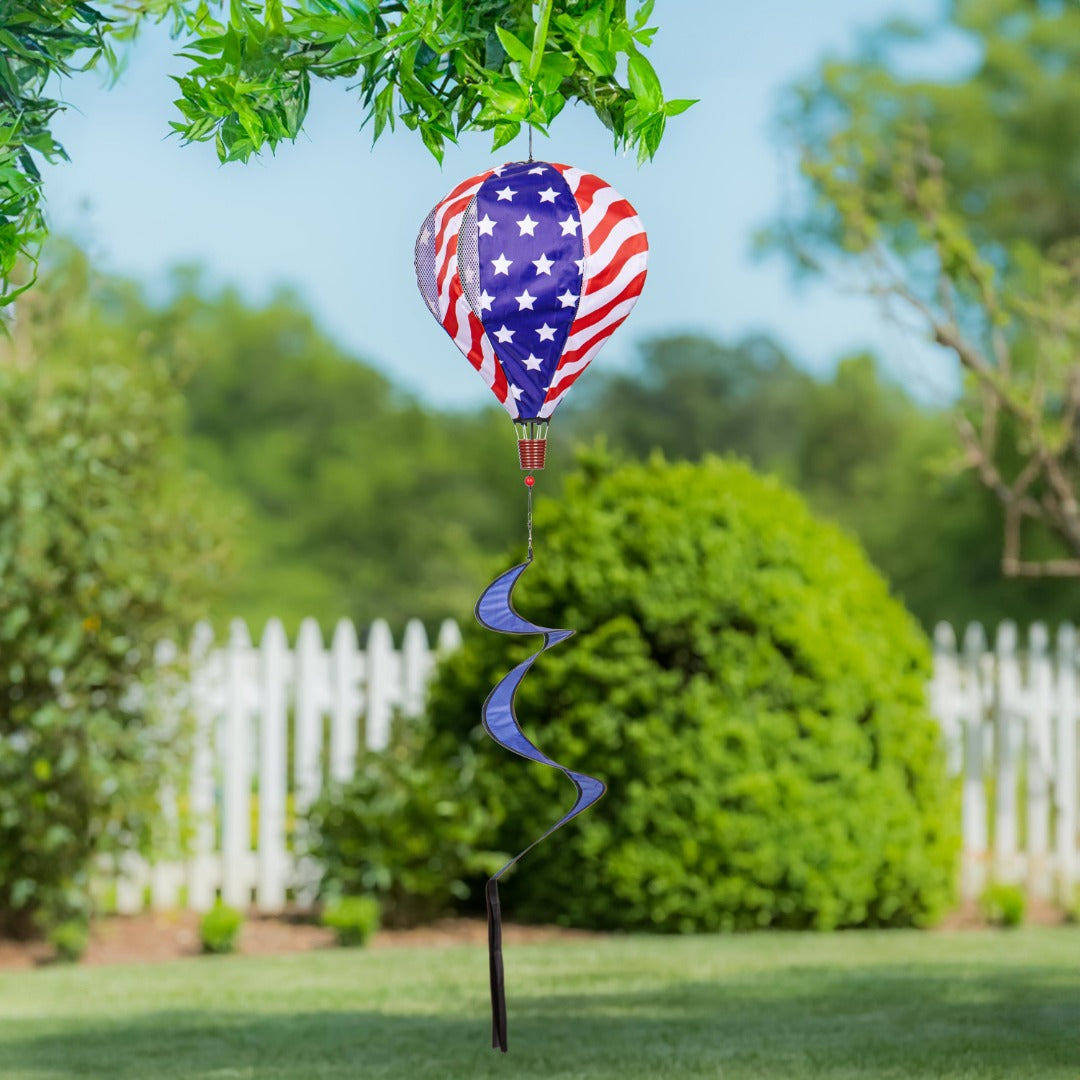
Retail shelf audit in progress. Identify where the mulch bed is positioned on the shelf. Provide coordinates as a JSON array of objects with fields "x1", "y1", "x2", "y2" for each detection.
[
  {"x1": 0, "y1": 912, "x2": 598, "y2": 971},
  {"x1": 934, "y1": 896, "x2": 1066, "y2": 931},
  {"x1": 0, "y1": 900, "x2": 1068, "y2": 971}
]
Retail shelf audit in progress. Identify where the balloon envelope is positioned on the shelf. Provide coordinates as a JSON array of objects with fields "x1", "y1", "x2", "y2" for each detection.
[{"x1": 415, "y1": 161, "x2": 648, "y2": 420}]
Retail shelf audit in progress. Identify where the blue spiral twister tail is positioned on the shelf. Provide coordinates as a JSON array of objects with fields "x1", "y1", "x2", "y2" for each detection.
[{"x1": 475, "y1": 558, "x2": 606, "y2": 1052}]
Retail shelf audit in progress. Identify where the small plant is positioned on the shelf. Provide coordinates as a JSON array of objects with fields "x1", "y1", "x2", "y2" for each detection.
[
  {"x1": 48, "y1": 919, "x2": 89, "y2": 964},
  {"x1": 321, "y1": 896, "x2": 381, "y2": 947},
  {"x1": 199, "y1": 901, "x2": 244, "y2": 955},
  {"x1": 979, "y1": 883, "x2": 1026, "y2": 928},
  {"x1": 1064, "y1": 885, "x2": 1080, "y2": 924}
]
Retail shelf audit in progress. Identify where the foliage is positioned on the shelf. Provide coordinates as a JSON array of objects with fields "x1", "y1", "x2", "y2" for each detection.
[
  {"x1": 775, "y1": 0, "x2": 1080, "y2": 260},
  {"x1": 1, "y1": 2, "x2": 689, "y2": 303},
  {"x1": 419, "y1": 455, "x2": 958, "y2": 931},
  {"x1": 306, "y1": 744, "x2": 504, "y2": 927},
  {"x1": 0, "y1": 248, "x2": 229, "y2": 936},
  {"x1": 47, "y1": 918, "x2": 89, "y2": 963},
  {"x1": 169, "y1": 0, "x2": 693, "y2": 165},
  {"x1": 0, "y1": 2, "x2": 188, "y2": 303},
  {"x1": 572, "y1": 334, "x2": 1076, "y2": 630},
  {"x1": 0, "y1": 2, "x2": 108, "y2": 304},
  {"x1": 770, "y1": 0, "x2": 1080, "y2": 580},
  {"x1": 199, "y1": 900, "x2": 244, "y2": 953},
  {"x1": 320, "y1": 895, "x2": 380, "y2": 947},
  {"x1": 979, "y1": 882, "x2": 1026, "y2": 929}
]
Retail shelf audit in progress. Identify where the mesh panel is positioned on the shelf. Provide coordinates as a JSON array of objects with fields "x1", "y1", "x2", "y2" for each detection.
[
  {"x1": 457, "y1": 195, "x2": 484, "y2": 319},
  {"x1": 414, "y1": 208, "x2": 440, "y2": 317}
]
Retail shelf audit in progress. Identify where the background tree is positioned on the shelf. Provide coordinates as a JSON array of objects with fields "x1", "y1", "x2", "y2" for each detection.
[
  {"x1": 20, "y1": 245, "x2": 1064, "y2": 633},
  {"x1": 770, "y1": 0, "x2": 1080, "y2": 581},
  {"x1": 171, "y1": 276, "x2": 533, "y2": 629},
  {"x1": 1, "y1": 0, "x2": 690, "y2": 303},
  {"x1": 574, "y1": 334, "x2": 1075, "y2": 627}
]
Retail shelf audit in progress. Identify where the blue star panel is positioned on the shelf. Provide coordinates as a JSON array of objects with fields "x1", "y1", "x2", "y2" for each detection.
[{"x1": 474, "y1": 162, "x2": 584, "y2": 419}]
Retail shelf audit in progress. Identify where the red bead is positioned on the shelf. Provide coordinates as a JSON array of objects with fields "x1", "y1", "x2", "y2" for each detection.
[{"x1": 524, "y1": 475, "x2": 535, "y2": 488}]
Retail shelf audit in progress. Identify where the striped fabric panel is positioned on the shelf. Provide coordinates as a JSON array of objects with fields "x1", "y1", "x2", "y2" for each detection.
[
  {"x1": 429, "y1": 168, "x2": 514, "y2": 414},
  {"x1": 539, "y1": 163, "x2": 648, "y2": 418}
]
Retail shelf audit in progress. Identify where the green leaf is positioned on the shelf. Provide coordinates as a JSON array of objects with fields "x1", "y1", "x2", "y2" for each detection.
[
  {"x1": 419, "y1": 122, "x2": 446, "y2": 163},
  {"x1": 664, "y1": 98, "x2": 698, "y2": 117},
  {"x1": 494, "y1": 26, "x2": 532, "y2": 67},
  {"x1": 529, "y1": 0, "x2": 555, "y2": 80},
  {"x1": 491, "y1": 121, "x2": 521, "y2": 151},
  {"x1": 628, "y1": 53, "x2": 662, "y2": 110}
]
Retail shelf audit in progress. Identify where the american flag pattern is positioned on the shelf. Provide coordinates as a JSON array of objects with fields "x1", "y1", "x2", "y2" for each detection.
[{"x1": 415, "y1": 160, "x2": 648, "y2": 420}]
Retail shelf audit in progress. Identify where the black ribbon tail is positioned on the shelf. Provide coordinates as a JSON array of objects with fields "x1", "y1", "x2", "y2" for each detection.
[{"x1": 486, "y1": 877, "x2": 508, "y2": 1052}]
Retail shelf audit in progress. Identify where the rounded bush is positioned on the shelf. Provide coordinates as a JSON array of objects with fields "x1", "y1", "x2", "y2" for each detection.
[
  {"x1": 321, "y1": 896, "x2": 381, "y2": 947},
  {"x1": 48, "y1": 919, "x2": 89, "y2": 964},
  {"x1": 424, "y1": 454, "x2": 957, "y2": 931},
  {"x1": 199, "y1": 901, "x2": 244, "y2": 955},
  {"x1": 979, "y1": 883, "x2": 1025, "y2": 928}
]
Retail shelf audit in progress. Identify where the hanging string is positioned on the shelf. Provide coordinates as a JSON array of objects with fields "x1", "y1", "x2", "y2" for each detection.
[
  {"x1": 526, "y1": 479, "x2": 534, "y2": 560},
  {"x1": 527, "y1": 83, "x2": 535, "y2": 162}
]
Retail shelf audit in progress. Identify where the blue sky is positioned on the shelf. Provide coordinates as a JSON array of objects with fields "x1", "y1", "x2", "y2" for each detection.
[{"x1": 44, "y1": 1, "x2": 967, "y2": 410}]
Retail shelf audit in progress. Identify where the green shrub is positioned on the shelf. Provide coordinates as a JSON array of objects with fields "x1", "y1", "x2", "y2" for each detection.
[
  {"x1": 979, "y1": 883, "x2": 1026, "y2": 928},
  {"x1": 199, "y1": 901, "x2": 244, "y2": 954},
  {"x1": 0, "y1": 252, "x2": 230, "y2": 937},
  {"x1": 321, "y1": 896, "x2": 381, "y2": 947},
  {"x1": 306, "y1": 748, "x2": 504, "y2": 927},
  {"x1": 47, "y1": 918, "x2": 89, "y2": 963},
  {"x1": 414, "y1": 454, "x2": 957, "y2": 932}
]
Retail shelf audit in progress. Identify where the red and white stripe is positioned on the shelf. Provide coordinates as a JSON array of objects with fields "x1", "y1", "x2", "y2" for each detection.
[
  {"x1": 429, "y1": 168, "x2": 515, "y2": 415},
  {"x1": 540, "y1": 163, "x2": 648, "y2": 418}
]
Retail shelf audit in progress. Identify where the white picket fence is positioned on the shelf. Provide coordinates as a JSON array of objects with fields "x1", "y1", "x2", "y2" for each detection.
[
  {"x1": 105, "y1": 617, "x2": 1080, "y2": 914},
  {"x1": 108, "y1": 615, "x2": 462, "y2": 915},
  {"x1": 931, "y1": 621, "x2": 1079, "y2": 902}
]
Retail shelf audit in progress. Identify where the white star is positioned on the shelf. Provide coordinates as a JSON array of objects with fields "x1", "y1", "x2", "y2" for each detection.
[
  {"x1": 515, "y1": 289, "x2": 536, "y2": 311},
  {"x1": 419, "y1": 226, "x2": 431, "y2": 244},
  {"x1": 557, "y1": 289, "x2": 578, "y2": 308},
  {"x1": 510, "y1": 384, "x2": 524, "y2": 400},
  {"x1": 496, "y1": 185, "x2": 517, "y2": 201},
  {"x1": 477, "y1": 214, "x2": 496, "y2": 236},
  {"x1": 536, "y1": 323, "x2": 556, "y2": 342},
  {"x1": 516, "y1": 213, "x2": 538, "y2": 237},
  {"x1": 524, "y1": 353, "x2": 544, "y2": 371},
  {"x1": 491, "y1": 253, "x2": 513, "y2": 275},
  {"x1": 477, "y1": 289, "x2": 494, "y2": 312},
  {"x1": 532, "y1": 252, "x2": 554, "y2": 275},
  {"x1": 494, "y1": 325, "x2": 515, "y2": 344},
  {"x1": 537, "y1": 186, "x2": 558, "y2": 203},
  {"x1": 559, "y1": 215, "x2": 581, "y2": 236},
  {"x1": 574, "y1": 257, "x2": 586, "y2": 275},
  {"x1": 528, "y1": 165, "x2": 546, "y2": 175}
]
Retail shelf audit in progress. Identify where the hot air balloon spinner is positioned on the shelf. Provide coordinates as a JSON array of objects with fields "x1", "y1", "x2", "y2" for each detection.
[{"x1": 414, "y1": 158, "x2": 648, "y2": 1052}]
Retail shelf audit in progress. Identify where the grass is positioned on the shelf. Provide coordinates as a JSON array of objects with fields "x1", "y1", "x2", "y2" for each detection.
[{"x1": 0, "y1": 928, "x2": 1078, "y2": 1078}]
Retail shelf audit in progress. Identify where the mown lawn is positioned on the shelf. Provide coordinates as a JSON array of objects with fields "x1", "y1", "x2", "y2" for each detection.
[{"x1": 0, "y1": 927, "x2": 1077, "y2": 1079}]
